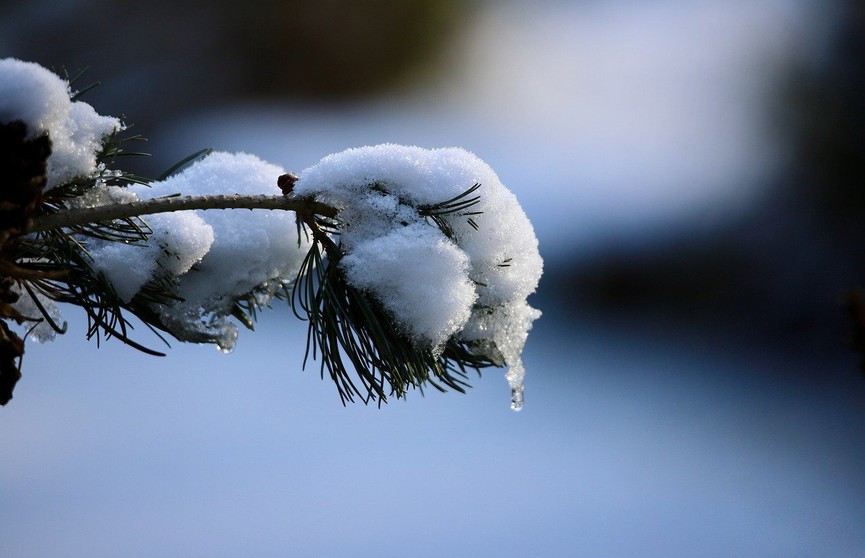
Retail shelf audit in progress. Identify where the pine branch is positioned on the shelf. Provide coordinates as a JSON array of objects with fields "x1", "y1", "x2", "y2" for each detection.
[
  {"x1": 289, "y1": 184, "x2": 497, "y2": 405},
  {"x1": 0, "y1": 60, "x2": 543, "y2": 409},
  {"x1": 31, "y1": 194, "x2": 338, "y2": 233}
]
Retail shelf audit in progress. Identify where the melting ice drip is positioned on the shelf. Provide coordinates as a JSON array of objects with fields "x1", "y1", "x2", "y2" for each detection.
[
  {"x1": 506, "y1": 359, "x2": 525, "y2": 411},
  {"x1": 500, "y1": 335, "x2": 529, "y2": 411},
  {"x1": 490, "y1": 302, "x2": 539, "y2": 411}
]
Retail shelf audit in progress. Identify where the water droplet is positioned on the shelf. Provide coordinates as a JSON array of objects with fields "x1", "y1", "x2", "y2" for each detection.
[
  {"x1": 510, "y1": 386, "x2": 524, "y2": 411},
  {"x1": 505, "y1": 357, "x2": 526, "y2": 411}
]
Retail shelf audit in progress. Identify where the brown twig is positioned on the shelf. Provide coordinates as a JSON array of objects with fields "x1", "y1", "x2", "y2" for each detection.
[{"x1": 30, "y1": 194, "x2": 338, "y2": 233}]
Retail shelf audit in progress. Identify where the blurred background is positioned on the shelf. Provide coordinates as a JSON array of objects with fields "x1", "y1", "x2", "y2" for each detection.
[{"x1": 3, "y1": 0, "x2": 865, "y2": 556}]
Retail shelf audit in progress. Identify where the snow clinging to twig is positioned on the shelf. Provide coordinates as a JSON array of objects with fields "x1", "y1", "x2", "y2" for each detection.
[
  {"x1": 295, "y1": 144, "x2": 543, "y2": 408},
  {"x1": 0, "y1": 57, "x2": 121, "y2": 188},
  {"x1": 129, "y1": 152, "x2": 313, "y2": 351}
]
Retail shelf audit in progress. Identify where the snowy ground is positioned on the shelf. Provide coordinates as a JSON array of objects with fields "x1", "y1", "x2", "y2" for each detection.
[{"x1": 4, "y1": 1, "x2": 865, "y2": 556}]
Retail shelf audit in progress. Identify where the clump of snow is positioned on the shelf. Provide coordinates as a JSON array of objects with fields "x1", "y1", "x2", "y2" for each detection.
[
  {"x1": 76, "y1": 186, "x2": 214, "y2": 304},
  {"x1": 127, "y1": 151, "x2": 312, "y2": 351},
  {"x1": 65, "y1": 153, "x2": 310, "y2": 352},
  {"x1": 340, "y1": 222, "x2": 476, "y2": 347},
  {"x1": 295, "y1": 144, "x2": 542, "y2": 408},
  {"x1": 0, "y1": 58, "x2": 121, "y2": 187}
]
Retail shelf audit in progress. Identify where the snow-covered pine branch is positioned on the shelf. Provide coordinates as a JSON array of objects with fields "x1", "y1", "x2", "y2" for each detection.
[
  {"x1": 29, "y1": 192, "x2": 337, "y2": 233},
  {"x1": 0, "y1": 58, "x2": 543, "y2": 409}
]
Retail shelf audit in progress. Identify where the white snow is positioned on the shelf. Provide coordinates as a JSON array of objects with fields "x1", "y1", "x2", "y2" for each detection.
[
  {"x1": 54, "y1": 151, "x2": 312, "y2": 353},
  {"x1": 340, "y1": 222, "x2": 476, "y2": 347},
  {"x1": 295, "y1": 144, "x2": 543, "y2": 406},
  {"x1": 0, "y1": 57, "x2": 121, "y2": 187},
  {"x1": 77, "y1": 186, "x2": 214, "y2": 304},
  {"x1": 129, "y1": 151, "x2": 312, "y2": 351},
  {"x1": 0, "y1": 58, "x2": 119, "y2": 340}
]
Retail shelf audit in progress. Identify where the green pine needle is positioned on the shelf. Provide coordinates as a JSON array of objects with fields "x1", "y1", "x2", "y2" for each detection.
[{"x1": 289, "y1": 183, "x2": 498, "y2": 405}]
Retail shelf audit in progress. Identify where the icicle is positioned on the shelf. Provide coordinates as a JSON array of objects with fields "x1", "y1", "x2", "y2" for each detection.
[{"x1": 505, "y1": 358, "x2": 526, "y2": 411}]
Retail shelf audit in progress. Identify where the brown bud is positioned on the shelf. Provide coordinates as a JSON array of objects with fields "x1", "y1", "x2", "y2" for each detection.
[{"x1": 277, "y1": 173, "x2": 298, "y2": 195}]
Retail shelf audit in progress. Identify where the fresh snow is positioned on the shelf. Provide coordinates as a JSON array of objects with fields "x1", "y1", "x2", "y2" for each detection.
[
  {"x1": 295, "y1": 144, "x2": 543, "y2": 408},
  {"x1": 129, "y1": 152, "x2": 312, "y2": 352},
  {"x1": 1, "y1": 57, "x2": 120, "y2": 338},
  {"x1": 76, "y1": 185, "x2": 214, "y2": 304},
  {"x1": 0, "y1": 58, "x2": 121, "y2": 187},
  {"x1": 67, "y1": 152, "x2": 310, "y2": 352}
]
